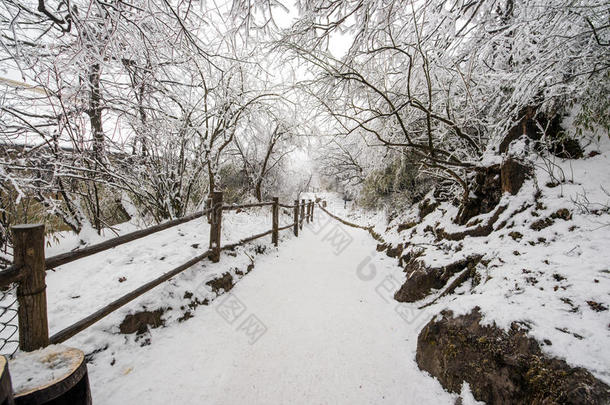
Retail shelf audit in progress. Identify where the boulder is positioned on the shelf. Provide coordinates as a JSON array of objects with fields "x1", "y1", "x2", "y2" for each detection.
[
  {"x1": 417, "y1": 309, "x2": 610, "y2": 404},
  {"x1": 455, "y1": 165, "x2": 502, "y2": 225},
  {"x1": 394, "y1": 255, "x2": 482, "y2": 302},
  {"x1": 501, "y1": 158, "x2": 533, "y2": 195}
]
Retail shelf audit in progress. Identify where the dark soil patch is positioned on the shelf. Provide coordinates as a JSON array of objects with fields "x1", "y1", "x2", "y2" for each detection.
[
  {"x1": 397, "y1": 222, "x2": 418, "y2": 233},
  {"x1": 119, "y1": 308, "x2": 165, "y2": 335},
  {"x1": 509, "y1": 231, "x2": 523, "y2": 241},
  {"x1": 386, "y1": 244, "x2": 403, "y2": 259},
  {"x1": 206, "y1": 272, "x2": 234, "y2": 294},
  {"x1": 530, "y1": 208, "x2": 572, "y2": 232},
  {"x1": 551, "y1": 208, "x2": 572, "y2": 221},
  {"x1": 419, "y1": 199, "x2": 440, "y2": 220},
  {"x1": 586, "y1": 301, "x2": 608, "y2": 312},
  {"x1": 178, "y1": 311, "x2": 194, "y2": 322},
  {"x1": 531, "y1": 217, "x2": 554, "y2": 231}
]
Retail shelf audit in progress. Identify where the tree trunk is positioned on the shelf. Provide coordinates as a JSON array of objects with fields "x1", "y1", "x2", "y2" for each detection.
[
  {"x1": 255, "y1": 182, "x2": 262, "y2": 202},
  {"x1": 88, "y1": 63, "x2": 104, "y2": 160}
]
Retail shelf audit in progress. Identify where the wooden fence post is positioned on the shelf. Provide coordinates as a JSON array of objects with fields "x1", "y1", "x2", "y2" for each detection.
[
  {"x1": 307, "y1": 200, "x2": 312, "y2": 223},
  {"x1": 293, "y1": 200, "x2": 299, "y2": 237},
  {"x1": 209, "y1": 191, "x2": 223, "y2": 262},
  {"x1": 300, "y1": 199, "x2": 305, "y2": 230},
  {"x1": 13, "y1": 224, "x2": 49, "y2": 351},
  {"x1": 272, "y1": 197, "x2": 279, "y2": 246}
]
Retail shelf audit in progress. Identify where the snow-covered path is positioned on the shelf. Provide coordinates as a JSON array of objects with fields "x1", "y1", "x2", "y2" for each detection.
[{"x1": 89, "y1": 213, "x2": 456, "y2": 404}]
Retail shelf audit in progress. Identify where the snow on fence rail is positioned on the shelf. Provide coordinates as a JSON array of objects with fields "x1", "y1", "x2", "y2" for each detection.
[{"x1": 0, "y1": 193, "x2": 316, "y2": 355}]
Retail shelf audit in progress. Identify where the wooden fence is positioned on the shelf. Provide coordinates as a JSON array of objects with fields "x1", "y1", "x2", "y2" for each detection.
[
  {"x1": 316, "y1": 202, "x2": 385, "y2": 243},
  {"x1": 0, "y1": 193, "x2": 316, "y2": 352}
]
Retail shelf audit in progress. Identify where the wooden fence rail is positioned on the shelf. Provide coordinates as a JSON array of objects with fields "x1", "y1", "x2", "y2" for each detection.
[
  {"x1": 219, "y1": 230, "x2": 273, "y2": 252},
  {"x1": 316, "y1": 202, "x2": 385, "y2": 243},
  {"x1": 0, "y1": 195, "x2": 316, "y2": 352},
  {"x1": 45, "y1": 208, "x2": 214, "y2": 270},
  {"x1": 49, "y1": 250, "x2": 213, "y2": 344},
  {"x1": 222, "y1": 202, "x2": 273, "y2": 211}
]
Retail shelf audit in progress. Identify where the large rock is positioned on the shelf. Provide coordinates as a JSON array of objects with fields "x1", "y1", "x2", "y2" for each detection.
[
  {"x1": 455, "y1": 165, "x2": 502, "y2": 225},
  {"x1": 417, "y1": 309, "x2": 610, "y2": 404},
  {"x1": 394, "y1": 255, "x2": 482, "y2": 302},
  {"x1": 501, "y1": 158, "x2": 533, "y2": 195},
  {"x1": 498, "y1": 105, "x2": 582, "y2": 159}
]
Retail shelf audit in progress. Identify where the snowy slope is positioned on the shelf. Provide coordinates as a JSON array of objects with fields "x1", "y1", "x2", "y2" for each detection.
[{"x1": 359, "y1": 137, "x2": 610, "y2": 385}]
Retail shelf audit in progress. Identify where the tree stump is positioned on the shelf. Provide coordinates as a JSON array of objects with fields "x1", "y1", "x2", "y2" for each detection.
[
  {"x1": 10, "y1": 346, "x2": 91, "y2": 405},
  {"x1": 0, "y1": 356, "x2": 15, "y2": 405}
]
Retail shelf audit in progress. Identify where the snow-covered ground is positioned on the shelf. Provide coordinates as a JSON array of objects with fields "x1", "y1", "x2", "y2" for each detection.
[
  {"x1": 75, "y1": 216, "x2": 467, "y2": 404},
  {"x1": 3, "y1": 203, "x2": 483, "y2": 403}
]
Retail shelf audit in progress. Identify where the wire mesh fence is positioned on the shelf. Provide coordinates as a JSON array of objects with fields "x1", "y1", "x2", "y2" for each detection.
[{"x1": 0, "y1": 283, "x2": 19, "y2": 358}]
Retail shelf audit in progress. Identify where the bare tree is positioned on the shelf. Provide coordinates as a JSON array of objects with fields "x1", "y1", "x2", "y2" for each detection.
[
  {"x1": 0, "y1": 0, "x2": 288, "y2": 241},
  {"x1": 276, "y1": 0, "x2": 608, "y2": 206}
]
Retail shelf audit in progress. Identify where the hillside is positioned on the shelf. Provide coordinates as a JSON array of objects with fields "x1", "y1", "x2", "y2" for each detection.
[{"x1": 326, "y1": 136, "x2": 610, "y2": 402}]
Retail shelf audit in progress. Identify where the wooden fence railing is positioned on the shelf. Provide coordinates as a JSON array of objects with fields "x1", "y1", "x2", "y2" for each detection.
[
  {"x1": 0, "y1": 193, "x2": 316, "y2": 352},
  {"x1": 316, "y1": 202, "x2": 385, "y2": 243}
]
